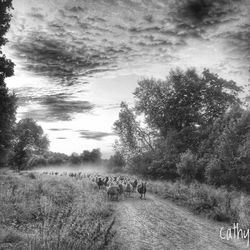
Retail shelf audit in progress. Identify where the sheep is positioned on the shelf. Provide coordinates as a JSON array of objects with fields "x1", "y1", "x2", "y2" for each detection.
[
  {"x1": 137, "y1": 182, "x2": 147, "y2": 199},
  {"x1": 107, "y1": 186, "x2": 120, "y2": 201},
  {"x1": 97, "y1": 177, "x2": 104, "y2": 189},
  {"x1": 102, "y1": 176, "x2": 109, "y2": 186},
  {"x1": 125, "y1": 183, "x2": 133, "y2": 197},
  {"x1": 132, "y1": 179, "x2": 138, "y2": 192},
  {"x1": 118, "y1": 183, "x2": 125, "y2": 200}
]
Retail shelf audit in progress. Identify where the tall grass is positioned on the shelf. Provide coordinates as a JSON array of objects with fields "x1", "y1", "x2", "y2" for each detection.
[
  {"x1": 147, "y1": 180, "x2": 250, "y2": 229},
  {"x1": 0, "y1": 169, "x2": 116, "y2": 250}
]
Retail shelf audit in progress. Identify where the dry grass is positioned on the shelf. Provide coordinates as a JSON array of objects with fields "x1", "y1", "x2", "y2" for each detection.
[
  {"x1": 0, "y1": 169, "x2": 116, "y2": 250},
  {"x1": 147, "y1": 180, "x2": 250, "y2": 229}
]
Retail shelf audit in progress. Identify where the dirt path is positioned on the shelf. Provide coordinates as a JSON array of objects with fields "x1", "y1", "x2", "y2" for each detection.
[{"x1": 112, "y1": 193, "x2": 248, "y2": 250}]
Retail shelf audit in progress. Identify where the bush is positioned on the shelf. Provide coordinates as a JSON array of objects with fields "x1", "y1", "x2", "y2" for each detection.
[{"x1": 147, "y1": 179, "x2": 242, "y2": 225}]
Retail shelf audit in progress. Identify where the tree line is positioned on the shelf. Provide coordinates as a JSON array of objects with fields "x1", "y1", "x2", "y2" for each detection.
[
  {"x1": 110, "y1": 68, "x2": 250, "y2": 192},
  {"x1": 8, "y1": 118, "x2": 102, "y2": 170}
]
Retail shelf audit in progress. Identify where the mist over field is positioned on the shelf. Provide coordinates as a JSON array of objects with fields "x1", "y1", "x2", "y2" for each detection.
[{"x1": 33, "y1": 163, "x2": 109, "y2": 175}]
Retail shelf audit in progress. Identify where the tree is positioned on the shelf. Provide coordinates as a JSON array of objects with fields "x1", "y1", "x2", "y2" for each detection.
[
  {"x1": 80, "y1": 149, "x2": 101, "y2": 163},
  {"x1": 134, "y1": 68, "x2": 242, "y2": 152},
  {"x1": 149, "y1": 130, "x2": 180, "y2": 179},
  {"x1": 205, "y1": 107, "x2": 250, "y2": 189},
  {"x1": 11, "y1": 118, "x2": 49, "y2": 170},
  {"x1": 113, "y1": 101, "x2": 155, "y2": 161},
  {"x1": 0, "y1": 0, "x2": 17, "y2": 167},
  {"x1": 107, "y1": 151, "x2": 126, "y2": 172},
  {"x1": 89, "y1": 148, "x2": 101, "y2": 163},
  {"x1": 69, "y1": 152, "x2": 81, "y2": 165},
  {"x1": 46, "y1": 152, "x2": 68, "y2": 165},
  {"x1": 114, "y1": 68, "x2": 243, "y2": 180}
]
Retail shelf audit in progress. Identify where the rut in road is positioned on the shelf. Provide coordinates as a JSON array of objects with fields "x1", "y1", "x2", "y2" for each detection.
[{"x1": 112, "y1": 193, "x2": 248, "y2": 250}]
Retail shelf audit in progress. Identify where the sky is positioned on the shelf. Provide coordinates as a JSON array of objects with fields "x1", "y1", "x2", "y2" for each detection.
[{"x1": 3, "y1": 0, "x2": 250, "y2": 158}]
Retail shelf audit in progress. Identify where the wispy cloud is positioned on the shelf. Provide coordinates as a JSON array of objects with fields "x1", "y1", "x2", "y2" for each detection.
[
  {"x1": 49, "y1": 128, "x2": 72, "y2": 131},
  {"x1": 76, "y1": 129, "x2": 114, "y2": 140},
  {"x1": 5, "y1": 0, "x2": 250, "y2": 125}
]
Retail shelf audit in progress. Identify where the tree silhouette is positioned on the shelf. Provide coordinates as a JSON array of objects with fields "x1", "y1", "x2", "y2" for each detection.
[{"x1": 0, "y1": 0, "x2": 17, "y2": 167}]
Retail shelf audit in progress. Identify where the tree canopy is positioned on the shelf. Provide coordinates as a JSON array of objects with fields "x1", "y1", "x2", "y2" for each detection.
[
  {"x1": 11, "y1": 118, "x2": 49, "y2": 170},
  {"x1": 133, "y1": 68, "x2": 242, "y2": 152},
  {"x1": 0, "y1": 0, "x2": 17, "y2": 167},
  {"x1": 113, "y1": 68, "x2": 246, "y2": 188}
]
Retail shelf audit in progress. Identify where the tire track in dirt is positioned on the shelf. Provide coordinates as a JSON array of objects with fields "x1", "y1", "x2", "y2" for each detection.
[{"x1": 112, "y1": 194, "x2": 248, "y2": 250}]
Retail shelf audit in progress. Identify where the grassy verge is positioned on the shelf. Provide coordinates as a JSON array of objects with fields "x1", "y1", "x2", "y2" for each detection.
[
  {"x1": 147, "y1": 180, "x2": 250, "y2": 228},
  {"x1": 0, "y1": 169, "x2": 116, "y2": 250}
]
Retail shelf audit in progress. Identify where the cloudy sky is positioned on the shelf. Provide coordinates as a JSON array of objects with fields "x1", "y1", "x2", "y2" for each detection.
[{"x1": 3, "y1": 0, "x2": 250, "y2": 158}]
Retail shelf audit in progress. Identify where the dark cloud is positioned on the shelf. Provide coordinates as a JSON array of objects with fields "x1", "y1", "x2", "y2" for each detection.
[
  {"x1": 10, "y1": 31, "x2": 113, "y2": 86},
  {"x1": 77, "y1": 130, "x2": 114, "y2": 140},
  {"x1": 42, "y1": 95, "x2": 93, "y2": 119},
  {"x1": 174, "y1": 0, "x2": 242, "y2": 26},
  {"x1": 17, "y1": 92, "x2": 94, "y2": 122},
  {"x1": 56, "y1": 137, "x2": 67, "y2": 139},
  {"x1": 179, "y1": 0, "x2": 213, "y2": 23},
  {"x1": 169, "y1": 0, "x2": 250, "y2": 65},
  {"x1": 165, "y1": 0, "x2": 247, "y2": 44}
]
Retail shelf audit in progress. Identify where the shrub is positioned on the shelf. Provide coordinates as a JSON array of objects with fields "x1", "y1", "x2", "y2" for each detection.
[{"x1": 147, "y1": 179, "x2": 242, "y2": 225}]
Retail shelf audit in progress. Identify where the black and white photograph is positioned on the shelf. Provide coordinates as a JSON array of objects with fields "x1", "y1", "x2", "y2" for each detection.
[{"x1": 0, "y1": 0, "x2": 250, "y2": 249}]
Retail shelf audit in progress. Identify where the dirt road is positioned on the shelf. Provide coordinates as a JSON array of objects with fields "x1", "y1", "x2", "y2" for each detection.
[{"x1": 112, "y1": 193, "x2": 248, "y2": 250}]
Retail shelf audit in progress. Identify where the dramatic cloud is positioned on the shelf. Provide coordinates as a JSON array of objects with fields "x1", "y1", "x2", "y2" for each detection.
[
  {"x1": 10, "y1": 32, "x2": 114, "y2": 86},
  {"x1": 7, "y1": 0, "x2": 189, "y2": 85},
  {"x1": 3, "y1": 0, "x2": 250, "y2": 156},
  {"x1": 17, "y1": 92, "x2": 94, "y2": 122},
  {"x1": 172, "y1": 0, "x2": 250, "y2": 61},
  {"x1": 174, "y1": 0, "x2": 243, "y2": 26},
  {"x1": 7, "y1": 0, "x2": 249, "y2": 79},
  {"x1": 77, "y1": 130, "x2": 114, "y2": 140}
]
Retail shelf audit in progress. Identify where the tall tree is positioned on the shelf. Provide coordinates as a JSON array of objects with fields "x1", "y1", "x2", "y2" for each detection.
[
  {"x1": 113, "y1": 101, "x2": 155, "y2": 160},
  {"x1": 114, "y1": 68, "x2": 242, "y2": 178},
  {"x1": 206, "y1": 107, "x2": 250, "y2": 189},
  {"x1": 134, "y1": 68, "x2": 242, "y2": 152},
  {"x1": 0, "y1": 0, "x2": 16, "y2": 167},
  {"x1": 11, "y1": 118, "x2": 49, "y2": 170}
]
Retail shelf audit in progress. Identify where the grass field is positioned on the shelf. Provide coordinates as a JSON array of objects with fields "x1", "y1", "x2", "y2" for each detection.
[
  {"x1": 2, "y1": 167, "x2": 250, "y2": 249},
  {"x1": 0, "y1": 168, "x2": 116, "y2": 250}
]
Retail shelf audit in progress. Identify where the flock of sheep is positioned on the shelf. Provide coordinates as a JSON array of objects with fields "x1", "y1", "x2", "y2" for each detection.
[{"x1": 41, "y1": 171, "x2": 147, "y2": 201}]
